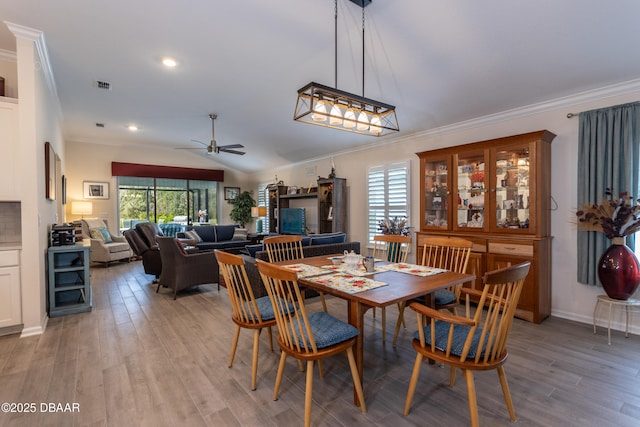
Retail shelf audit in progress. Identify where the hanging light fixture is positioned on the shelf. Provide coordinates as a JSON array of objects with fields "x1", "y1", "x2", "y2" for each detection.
[{"x1": 294, "y1": 0, "x2": 399, "y2": 136}]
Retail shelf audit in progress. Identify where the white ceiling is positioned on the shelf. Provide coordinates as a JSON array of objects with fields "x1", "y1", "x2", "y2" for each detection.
[{"x1": 2, "y1": 0, "x2": 640, "y2": 173}]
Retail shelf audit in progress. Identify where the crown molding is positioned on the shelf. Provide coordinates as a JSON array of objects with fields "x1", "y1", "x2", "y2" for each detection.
[
  {"x1": 0, "y1": 48, "x2": 16, "y2": 62},
  {"x1": 4, "y1": 21, "x2": 62, "y2": 121}
]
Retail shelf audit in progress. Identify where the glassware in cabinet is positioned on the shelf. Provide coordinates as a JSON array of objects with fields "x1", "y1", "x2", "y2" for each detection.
[
  {"x1": 455, "y1": 150, "x2": 487, "y2": 231},
  {"x1": 493, "y1": 145, "x2": 531, "y2": 231},
  {"x1": 422, "y1": 156, "x2": 450, "y2": 229}
]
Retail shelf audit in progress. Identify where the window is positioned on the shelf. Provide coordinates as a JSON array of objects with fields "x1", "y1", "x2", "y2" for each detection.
[
  {"x1": 367, "y1": 161, "x2": 410, "y2": 244},
  {"x1": 257, "y1": 183, "x2": 269, "y2": 233},
  {"x1": 118, "y1": 177, "x2": 218, "y2": 231}
]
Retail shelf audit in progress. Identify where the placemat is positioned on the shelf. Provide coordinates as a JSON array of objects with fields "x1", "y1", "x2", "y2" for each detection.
[
  {"x1": 376, "y1": 263, "x2": 447, "y2": 277},
  {"x1": 305, "y1": 273, "x2": 388, "y2": 294},
  {"x1": 282, "y1": 263, "x2": 330, "y2": 278},
  {"x1": 320, "y1": 264, "x2": 387, "y2": 276}
]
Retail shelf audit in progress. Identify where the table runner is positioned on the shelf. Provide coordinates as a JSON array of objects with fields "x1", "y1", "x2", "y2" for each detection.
[
  {"x1": 304, "y1": 273, "x2": 389, "y2": 294},
  {"x1": 376, "y1": 263, "x2": 447, "y2": 277}
]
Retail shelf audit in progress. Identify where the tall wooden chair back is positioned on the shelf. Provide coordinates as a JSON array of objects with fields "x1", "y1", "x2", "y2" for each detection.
[
  {"x1": 215, "y1": 250, "x2": 275, "y2": 391},
  {"x1": 263, "y1": 235, "x2": 304, "y2": 263},
  {"x1": 404, "y1": 262, "x2": 531, "y2": 427},
  {"x1": 256, "y1": 260, "x2": 366, "y2": 427},
  {"x1": 393, "y1": 236, "x2": 473, "y2": 346},
  {"x1": 370, "y1": 234, "x2": 411, "y2": 342},
  {"x1": 264, "y1": 234, "x2": 327, "y2": 312}
]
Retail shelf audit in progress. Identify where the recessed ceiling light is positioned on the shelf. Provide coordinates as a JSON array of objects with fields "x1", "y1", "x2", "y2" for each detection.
[
  {"x1": 128, "y1": 125, "x2": 138, "y2": 131},
  {"x1": 162, "y1": 57, "x2": 177, "y2": 68}
]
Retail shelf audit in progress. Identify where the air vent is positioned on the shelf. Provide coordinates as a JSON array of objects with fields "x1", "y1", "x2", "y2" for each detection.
[
  {"x1": 95, "y1": 123, "x2": 104, "y2": 128},
  {"x1": 95, "y1": 80, "x2": 112, "y2": 91}
]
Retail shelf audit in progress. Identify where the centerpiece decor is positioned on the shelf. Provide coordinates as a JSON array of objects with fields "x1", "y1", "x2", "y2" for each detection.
[
  {"x1": 576, "y1": 189, "x2": 640, "y2": 299},
  {"x1": 378, "y1": 216, "x2": 413, "y2": 236}
]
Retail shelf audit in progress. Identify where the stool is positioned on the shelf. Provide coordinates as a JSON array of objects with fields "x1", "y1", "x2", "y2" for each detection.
[{"x1": 592, "y1": 294, "x2": 640, "y2": 345}]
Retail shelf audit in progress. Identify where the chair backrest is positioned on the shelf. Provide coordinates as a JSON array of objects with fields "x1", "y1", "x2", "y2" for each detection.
[
  {"x1": 123, "y1": 229, "x2": 147, "y2": 256},
  {"x1": 215, "y1": 250, "x2": 265, "y2": 324},
  {"x1": 263, "y1": 235, "x2": 304, "y2": 263},
  {"x1": 420, "y1": 236, "x2": 473, "y2": 273},
  {"x1": 435, "y1": 262, "x2": 530, "y2": 364},
  {"x1": 372, "y1": 234, "x2": 411, "y2": 263},
  {"x1": 257, "y1": 260, "x2": 318, "y2": 354}
]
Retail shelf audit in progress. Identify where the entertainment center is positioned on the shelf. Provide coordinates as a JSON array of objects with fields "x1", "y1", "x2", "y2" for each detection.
[{"x1": 267, "y1": 177, "x2": 347, "y2": 235}]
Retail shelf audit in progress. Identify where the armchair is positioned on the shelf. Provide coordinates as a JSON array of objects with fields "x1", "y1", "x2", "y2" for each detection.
[
  {"x1": 156, "y1": 237, "x2": 218, "y2": 299},
  {"x1": 123, "y1": 228, "x2": 161, "y2": 280},
  {"x1": 81, "y1": 218, "x2": 132, "y2": 267}
]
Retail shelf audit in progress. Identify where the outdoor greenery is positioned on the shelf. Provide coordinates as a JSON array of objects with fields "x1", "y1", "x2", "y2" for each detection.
[{"x1": 228, "y1": 190, "x2": 256, "y2": 227}]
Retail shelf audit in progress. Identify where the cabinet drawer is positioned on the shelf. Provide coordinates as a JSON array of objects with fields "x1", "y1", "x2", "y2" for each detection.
[
  {"x1": 488, "y1": 242, "x2": 533, "y2": 257},
  {"x1": 0, "y1": 250, "x2": 19, "y2": 267}
]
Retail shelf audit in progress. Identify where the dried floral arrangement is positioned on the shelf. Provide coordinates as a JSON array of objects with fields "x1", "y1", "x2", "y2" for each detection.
[
  {"x1": 378, "y1": 216, "x2": 413, "y2": 236},
  {"x1": 576, "y1": 189, "x2": 640, "y2": 239}
]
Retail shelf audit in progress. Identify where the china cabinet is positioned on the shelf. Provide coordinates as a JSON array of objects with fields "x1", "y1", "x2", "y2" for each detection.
[{"x1": 416, "y1": 130, "x2": 555, "y2": 323}]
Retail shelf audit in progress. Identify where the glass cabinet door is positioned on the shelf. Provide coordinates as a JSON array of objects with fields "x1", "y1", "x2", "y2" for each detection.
[
  {"x1": 492, "y1": 144, "x2": 531, "y2": 231},
  {"x1": 422, "y1": 156, "x2": 450, "y2": 230},
  {"x1": 455, "y1": 150, "x2": 488, "y2": 231}
]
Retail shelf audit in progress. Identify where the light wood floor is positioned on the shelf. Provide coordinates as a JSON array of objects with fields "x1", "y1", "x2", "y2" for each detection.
[{"x1": 1, "y1": 260, "x2": 640, "y2": 426}]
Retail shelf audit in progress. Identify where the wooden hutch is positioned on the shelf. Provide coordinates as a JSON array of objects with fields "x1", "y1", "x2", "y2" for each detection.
[{"x1": 416, "y1": 130, "x2": 555, "y2": 323}]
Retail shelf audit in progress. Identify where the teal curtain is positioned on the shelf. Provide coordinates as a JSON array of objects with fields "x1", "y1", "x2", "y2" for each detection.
[{"x1": 577, "y1": 102, "x2": 640, "y2": 285}]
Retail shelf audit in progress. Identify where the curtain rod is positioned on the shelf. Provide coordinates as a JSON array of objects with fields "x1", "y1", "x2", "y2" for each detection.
[{"x1": 566, "y1": 113, "x2": 578, "y2": 118}]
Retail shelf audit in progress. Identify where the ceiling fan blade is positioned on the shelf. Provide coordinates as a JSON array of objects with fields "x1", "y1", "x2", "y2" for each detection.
[
  {"x1": 219, "y1": 144, "x2": 244, "y2": 149},
  {"x1": 219, "y1": 148, "x2": 246, "y2": 155},
  {"x1": 189, "y1": 139, "x2": 210, "y2": 147},
  {"x1": 175, "y1": 147, "x2": 206, "y2": 150}
]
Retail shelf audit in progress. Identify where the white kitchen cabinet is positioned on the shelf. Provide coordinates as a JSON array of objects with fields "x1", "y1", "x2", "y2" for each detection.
[
  {"x1": 0, "y1": 249, "x2": 22, "y2": 330},
  {"x1": 0, "y1": 98, "x2": 19, "y2": 201}
]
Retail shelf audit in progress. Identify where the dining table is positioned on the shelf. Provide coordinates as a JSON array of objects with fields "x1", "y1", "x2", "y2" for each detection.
[{"x1": 275, "y1": 254, "x2": 475, "y2": 405}]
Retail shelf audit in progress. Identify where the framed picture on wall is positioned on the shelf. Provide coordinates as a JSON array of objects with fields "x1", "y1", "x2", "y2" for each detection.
[
  {"x1": 224, "y1": 187, "x2": 240, "y2": 200},
  {"x1": 83, "y1": 181, "x2": 110, "y2": 199},
  {"x1": 45, "y1": 142, "x2": 56, "y2": 201}
]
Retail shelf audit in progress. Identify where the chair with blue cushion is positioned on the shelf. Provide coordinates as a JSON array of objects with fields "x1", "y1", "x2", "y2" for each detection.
[
  {"x1": 215, "y1": 250, "x2": 276, "y2": 391},
  {"x1": 392, "y1": 236, "x2": 473, "y2": 346},
  {"x1": 264, "y1": 235, "x2": 328, "y2": 312},
  {"x1": 403, "y1": 261, "x2": 531, "y2": 427},
  {"x1": 370, "y1": 234, "x2": 411, "y2": 343},
  {"x1": 256, "y1": 260, "x2": 366, "y2": 427}
]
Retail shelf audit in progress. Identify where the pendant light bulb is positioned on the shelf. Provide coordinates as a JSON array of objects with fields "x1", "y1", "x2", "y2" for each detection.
[
  {"x1": 343, "y1": 108, "x2": 356, "y2": 128},
  {"x1": 369, "y1": 115, "x2": 382, "y2": 134},
  {"x1": 329, "y1": 103, "x2": 343, "y2": 125},
  {"x1": 312, "y1": 100, "x2": 328, "y2": 122},
  {"x1": 357, "y1": 111, "x2": 369, "y2": 131}
]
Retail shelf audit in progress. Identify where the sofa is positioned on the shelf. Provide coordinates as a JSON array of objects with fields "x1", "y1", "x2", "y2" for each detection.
[
  {"x1": 240, "y1": 233, "x2": 360, "y2": 298},
  {"x1": 178, "y1": 224, "x2": 251, "y2": 252},
  {"x1": 81, "y1": 218, "x2": 133, "y2": 266}
]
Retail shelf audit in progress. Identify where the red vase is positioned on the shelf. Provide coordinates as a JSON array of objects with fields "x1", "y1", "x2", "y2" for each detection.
[{"x1": 597, "y1": 237, "x2": 640, "y2": 300}]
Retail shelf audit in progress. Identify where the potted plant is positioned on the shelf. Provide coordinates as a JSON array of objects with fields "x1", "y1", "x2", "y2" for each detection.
[
  {"x1": 576, "y1": 189, "x2": 640, "y2": 299},
  {"x1": 228, "y1": 190, "x2": 256, "y2": 228}
]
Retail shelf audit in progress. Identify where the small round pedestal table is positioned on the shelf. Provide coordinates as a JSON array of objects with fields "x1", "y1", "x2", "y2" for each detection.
[{"x1": 593, "y1": 294, "x2": 640, "y2": 345}]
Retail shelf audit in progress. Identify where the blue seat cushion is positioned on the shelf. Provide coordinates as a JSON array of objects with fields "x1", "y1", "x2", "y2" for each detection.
[
  {"x1": 292, "y1": 311, "x2": 359, "y2": 349},
  {"x1": 254, "y1": 295, "x2": 294, "y2": 321},
  {"x1": 434, "y1": 289, "x2": 457, "y2": 305},
  {"x1": 194, "y1": 226, "x2": 215, "y2": 242},
  {"x1": 414, "y1": 320, "x2": 486, "y2": 359}
]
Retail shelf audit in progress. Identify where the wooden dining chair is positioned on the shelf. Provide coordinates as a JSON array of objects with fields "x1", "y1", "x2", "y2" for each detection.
[
  {"x1": 403, "y1": 262, "x2": 531, "y2": 427},
  {"x1": 392, "y1": 236, "x2": 473, "y2": 346},
  {"x1": 263, "y1": 235, "x2": 327, "y2": 312},
  {"x1": 215, "y1": 250, "x2": 276, "y2": 391},
  {"x1": 371, "y1": 234, "x2": 411, "y2": 342},
  {"x1": 256, "y1": 260, "x2": 367, "y2": 427}
]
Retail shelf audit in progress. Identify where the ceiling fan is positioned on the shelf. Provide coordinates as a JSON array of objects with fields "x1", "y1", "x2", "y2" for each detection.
[{"x1": 177, "y1": 114, "x2": 245, "y2": 156}]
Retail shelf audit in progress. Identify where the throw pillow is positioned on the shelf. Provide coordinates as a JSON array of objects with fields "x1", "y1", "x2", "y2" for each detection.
[
  {"x1": 232, "y1": 228, "x2": 248, "y2": 241},
  {"x1": 89, "y1": 228, "x2": 105, "y2": 242},
  {"x1": 184, "y1": 230, "x2": 202, "y2": 243},
  {"x1": 98, "y1": 227, "x2": 113, "y2": 243},
  {"x1": 175, "y1": 238, "x2": 188, "y2": 255}
]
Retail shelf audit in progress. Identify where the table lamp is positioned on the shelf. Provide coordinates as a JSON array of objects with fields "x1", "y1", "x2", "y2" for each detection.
[
  {"x1": 251, "y1": 206, "x2": 267, "y2": 233},
  {"x1": 71, "y1": 201, "x2": 93, "y2": 218}
]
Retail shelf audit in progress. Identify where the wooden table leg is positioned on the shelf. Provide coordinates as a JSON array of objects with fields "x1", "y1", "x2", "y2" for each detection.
[{"x1": 348, "y1": 300, "x2": 367, "y2": 406}]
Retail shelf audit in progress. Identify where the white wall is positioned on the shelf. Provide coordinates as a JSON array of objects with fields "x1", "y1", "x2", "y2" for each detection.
[
  {"x1": 252, "y1": 83, "x2": 640, "y2": 333},
  {"x1": 64, "y1": 141, "x2": 255, "y2": 230}
]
